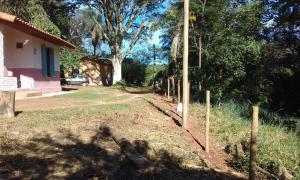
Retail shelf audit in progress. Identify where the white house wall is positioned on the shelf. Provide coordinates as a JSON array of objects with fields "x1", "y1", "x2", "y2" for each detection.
[{"x1": 0, "y1": 25, "x2": 17, "y2": 90}]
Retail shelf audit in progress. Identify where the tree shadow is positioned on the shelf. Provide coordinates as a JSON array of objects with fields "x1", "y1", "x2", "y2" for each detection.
[
  {"x1": 14, "y1": 111, "x2": 23, "y2": 117},
  {"x1": 62, "y1": 87, "x2": 78, "y2": 92},
  {"x1": 122, "y1": 88, "x2": 154, "y2": 95},
  {"x1": 142, "y1": 98, "x2": 183, "y2": 127},
  {"x1": 0, "y1": 124, "x2": 245, "y2": 180}
]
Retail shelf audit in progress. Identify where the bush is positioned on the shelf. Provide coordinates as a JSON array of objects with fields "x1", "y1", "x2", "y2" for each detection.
[
  {"x1": 122, "y1": 58, "x2": 146, "y2": 85},
  {"x1": 144, "y1": 65, "x2": 167, "y2": 87},
  {"x1": 113, "y1": 80, "x2": 127, "y2": 89}
]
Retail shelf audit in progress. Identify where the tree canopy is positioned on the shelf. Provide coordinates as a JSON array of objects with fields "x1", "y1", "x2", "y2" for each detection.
[{"x1": 161, "y1": 0, "x2": 299, "y2": 115}]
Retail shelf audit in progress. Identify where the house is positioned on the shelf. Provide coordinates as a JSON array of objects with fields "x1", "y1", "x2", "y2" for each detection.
[
  {"x1": 79, "y1": 56, "x2": 112, "y2": 86},
  {"x1": 0, "y1": 12, "x2": 75, "y2": 93}
]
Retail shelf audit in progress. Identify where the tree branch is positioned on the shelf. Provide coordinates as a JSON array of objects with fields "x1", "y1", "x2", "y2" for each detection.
[
  {"x1": 122, "y1": 20, "x2": 152, "y2": 59},
  {"x1": 93, "y1": 16, "x2": 110, "y2": 42}
]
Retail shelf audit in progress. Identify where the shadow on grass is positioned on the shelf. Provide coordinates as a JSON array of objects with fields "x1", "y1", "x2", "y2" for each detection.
[
  {"x1": 143, "y1": 98, "x2": 183, "y2": 127},
  {"x1": 62, "y1": 87, "x2": 79, "y2": 92},
  {"x1": 122, "y1": 88, "x2": 154, "y2": 95},
  {"x1": 0, "y1": 124, "x2": 244, "y2": 180},
  {"x1": 14, "y1": 111, "x2": 23, "y2": 117}
]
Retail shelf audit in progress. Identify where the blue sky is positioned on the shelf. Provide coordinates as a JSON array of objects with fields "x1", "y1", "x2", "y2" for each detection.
[{"x1": 81, "y1": 1, "x2": 171, "y2": 64}]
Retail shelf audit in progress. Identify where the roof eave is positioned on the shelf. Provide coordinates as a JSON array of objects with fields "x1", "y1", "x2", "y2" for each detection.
[{"x1": 0, "y1": 12, "x2": 76, "y2": 49}]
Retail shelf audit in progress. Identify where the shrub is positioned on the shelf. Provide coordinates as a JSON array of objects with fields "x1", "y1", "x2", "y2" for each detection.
[
  {"x1": 144, "y1": 65, "x2": 167, "y2": 87},
  {"x1": 113, "y1": 80, "x2": 127, "y2": 89},
  {"x1": 122, "y1": 58, "x2": 146, "y2": 85}
]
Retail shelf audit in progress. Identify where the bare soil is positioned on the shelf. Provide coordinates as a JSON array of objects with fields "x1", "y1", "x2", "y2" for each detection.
[{"x1": 0, "y1": 86, "x2": 246, "y2": 179}]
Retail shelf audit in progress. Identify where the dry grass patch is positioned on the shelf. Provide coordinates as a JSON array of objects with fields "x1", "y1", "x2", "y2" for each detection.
[{"x1": 0, "y1": 90, "x2": 212, "y2": 179}]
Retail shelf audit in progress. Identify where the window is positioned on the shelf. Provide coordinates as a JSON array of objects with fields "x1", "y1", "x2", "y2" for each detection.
[
  {"x1": 46, "y1": 48, "x2": 51, "y2": 77},
  {"x1": 16, "y1": 42, "x2": 23, "y2": 49},
  {"x1": 41, "y1": 45, "x2": 55, "y2": 77}
]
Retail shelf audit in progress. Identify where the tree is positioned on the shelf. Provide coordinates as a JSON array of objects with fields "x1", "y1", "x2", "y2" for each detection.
[
  {"x1": 91, "y1": 24, "x2": 103, "y2": 56},
  {"x1": 80, "y1": 0, "x2": 167, "y2": 84},
  {"x1": 261, "y1": 0, "x2": 300, "y2": 114},
  {"x1": 27, "y1": 0, "x2": 61, "y2": 37},
  {"x1": 40, "y1": 0, "x2": 78, "y2": 39},
  {"x1": 162, "y1": 0, "x2": 266, "y2": 104},
  {"x1": 0, "y1": 0, "x2": 30, "y2": 20}
]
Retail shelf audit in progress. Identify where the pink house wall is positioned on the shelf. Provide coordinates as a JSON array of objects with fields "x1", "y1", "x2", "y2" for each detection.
[
  {"x1": 6, "y1": 68, "x2": 61, "y2": 93},
  {"x1": 1, "y1": 24, "x2": 61, "y2": 93}
]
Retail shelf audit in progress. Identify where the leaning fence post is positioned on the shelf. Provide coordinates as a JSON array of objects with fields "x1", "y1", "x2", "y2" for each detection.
[
  {"x1": 249, "y1": 106, "x2": 259, "y2": 180},
  {"x1": 177, "y1": 80, "x2": 181, "y2": 103},
  {"x1": 205, "y1": 90, "x2": 210, "y2": 153}
]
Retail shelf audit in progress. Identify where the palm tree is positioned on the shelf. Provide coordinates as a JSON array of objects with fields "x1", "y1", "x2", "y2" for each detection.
[{"x1": 91, "y1": 24, "x2": 102, "y2": 56}]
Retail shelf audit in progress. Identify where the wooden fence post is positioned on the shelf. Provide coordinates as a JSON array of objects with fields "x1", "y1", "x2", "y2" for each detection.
[
  {"x1": 249, "y1": 106, "x2": 259, "y2": 180},
  {"x1": 205, "y1": 90, "x2": 210, "y2": 153},
  {"x1": 177, "y1": 80, "x2": 181, "y2": 103},
  {"x1": 167, "y1": 78, "x2": 170, "y2": 100}
]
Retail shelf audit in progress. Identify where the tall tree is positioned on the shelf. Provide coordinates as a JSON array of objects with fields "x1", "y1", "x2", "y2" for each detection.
[
  {"x1": 162, "y1": 0, "x2": 266, "y2": 104},
  {"x1": 261, "y1": 0, "x2": 300, "y2": 113},
  {"x1": 27, "y1": 0, "x2": 61, "y2": 37},
  {"x1": 80, "y1": 0, "x2": 167, "y2": 84}
]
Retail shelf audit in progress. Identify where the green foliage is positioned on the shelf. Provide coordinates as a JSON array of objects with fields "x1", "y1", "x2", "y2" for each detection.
[
  {"x1": 260, "y1": 0, "x2": 300, "y2": 114},
  {"x1": 60, "y1": 47, "x2": 85, "y2": 73},
  {"x1": 41, "y1": 0, "x2": 78, "y2": 39},
  {"x1": 113, "y1": 80, "x2": 127, "y2": 89},
  {"x1": 26, "y1": 0, "x2": 61, "y2": 37},
  {"x1": 162, "y1": 1, "x2": 281, "y2": 106},
  {"x1": 144, "y1": 65, "x2": 167, "y2": 86},
  {"x1": 122, "y1": 59, "x2": 147, "y2": 85},
  {"x1": 0, "y1": 0, "x2": 30, "y2": 20},
  {"x1": 190, "y1": 102, "x2": 300, "y2": 178}
]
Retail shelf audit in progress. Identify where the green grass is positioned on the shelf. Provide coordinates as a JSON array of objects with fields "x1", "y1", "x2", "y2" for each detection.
[
  {"x1": 190, "y1": 102, "x2": 300, "y2": 178},
  {"x1": 59, "y1": 92, "x2": 131, "y2": 102},
  {"x1": 60, "y1": 92, "x2": 109, "y2": 100}
]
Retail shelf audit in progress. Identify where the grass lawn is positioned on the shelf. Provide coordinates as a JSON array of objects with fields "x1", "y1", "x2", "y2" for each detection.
[{"x1": 0, "y1": 86, "x2": 215, "y2": 179}]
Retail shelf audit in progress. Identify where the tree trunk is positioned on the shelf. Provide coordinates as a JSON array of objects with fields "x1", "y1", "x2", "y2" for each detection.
[
  {"x1": 112, "y1": 56, "x2": 122, "y2": 84},
  {"x1": 93, "y1": 45, "x2": 96, "y2": 57},
  {"x1": 0, "y1": 91, "x2": 15, "y2": 118},
  {"x1": 100, "y1": 122, "x2": 152, "y2": 168},
  {"x1": 199, "y1": 37, "x2": 202, "y2": 68},
  {"x1": 171, "y1": 76, "x2": 175, "y2": 96}
]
